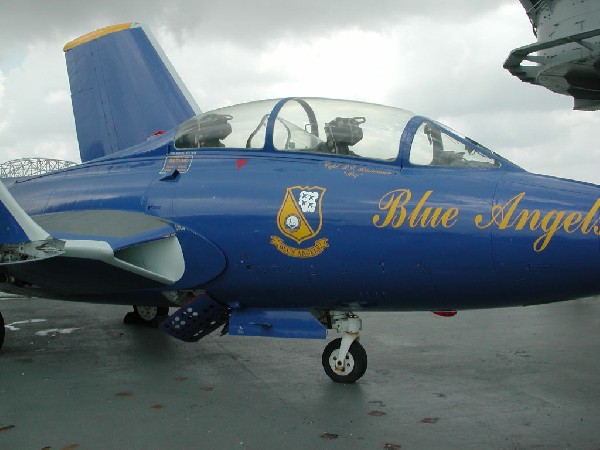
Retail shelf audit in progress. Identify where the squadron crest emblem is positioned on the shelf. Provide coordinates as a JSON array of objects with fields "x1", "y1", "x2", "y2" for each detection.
[{"x1": 271, "y1": 186, "x2": 329, "y2": 258}]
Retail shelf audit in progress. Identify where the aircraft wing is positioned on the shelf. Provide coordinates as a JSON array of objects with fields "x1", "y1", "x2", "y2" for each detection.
[{"x1": 0, "y1": 181, "x2": 224, "y2": 298}]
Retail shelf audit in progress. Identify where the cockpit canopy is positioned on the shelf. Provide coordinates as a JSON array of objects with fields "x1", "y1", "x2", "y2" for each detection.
[{"x1": 174, "y1": 97, "x2": 503, "y2": 168}]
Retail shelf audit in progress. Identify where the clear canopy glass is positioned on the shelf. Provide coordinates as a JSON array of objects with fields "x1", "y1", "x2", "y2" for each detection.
[{"x1": 174, "y1": 97, "x2": 501, "y2": 168}]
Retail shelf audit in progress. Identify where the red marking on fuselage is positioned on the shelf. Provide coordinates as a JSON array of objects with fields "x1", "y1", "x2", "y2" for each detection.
[
  {"x1": 433, "y1": 311, "x2": 457, "y2": 317},
  {"x1": 236, "y1": 159, "x2": 248, "y2": 170}
]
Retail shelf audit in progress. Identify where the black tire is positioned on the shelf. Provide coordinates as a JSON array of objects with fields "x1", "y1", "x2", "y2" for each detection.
[
  {"x1": 133, "y1": 306, "x2": 169, "y2": 320},
  {"x1": 123, "y1": 311, "x2": 137, "y2": 324},
  {"x1": 125, "y1": 306, "x2": 170, "y2": 328},
  {"x1": 322, "y1": 337, "x2": 367, "y2": 383},
  {"x1": 0, "y1": 312, "x2": 5, "y2": 351}
]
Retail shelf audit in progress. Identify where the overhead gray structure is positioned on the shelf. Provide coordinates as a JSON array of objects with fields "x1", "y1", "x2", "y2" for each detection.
[
  {"x1": 0, "y1": 157, "x2": 77, "y2": 178},
  {"x1": 505, "y1": 0, "x2": 600, "y2": 110}
]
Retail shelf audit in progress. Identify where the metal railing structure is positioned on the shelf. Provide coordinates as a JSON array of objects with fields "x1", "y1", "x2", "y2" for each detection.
[{"x1": 0, "y1": 157, "x2": 77, "y2": 178}]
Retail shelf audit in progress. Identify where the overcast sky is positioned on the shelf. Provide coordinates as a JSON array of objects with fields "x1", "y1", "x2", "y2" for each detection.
[{"x1": 1, "y1": 1, "x2": 599, "y2": 183}]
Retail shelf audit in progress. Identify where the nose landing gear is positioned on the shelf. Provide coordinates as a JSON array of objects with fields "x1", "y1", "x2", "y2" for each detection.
[{"x1": 320, "y1": 311, "x2": 367, "y2": 383}]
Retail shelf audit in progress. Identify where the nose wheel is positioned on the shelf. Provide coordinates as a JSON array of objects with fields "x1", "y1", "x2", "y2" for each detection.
[
  {"x1": 322, "y1": 337, "x2": 367, "y2": 383},
  {"x1": 319, "y1": 311, "x2": 367, "y2": 383}
]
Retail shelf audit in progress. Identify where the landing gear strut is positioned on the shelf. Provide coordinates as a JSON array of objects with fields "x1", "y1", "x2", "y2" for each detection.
[
  {"x1": 320, "y1": 311, "x2": 367, "y2": 383},
  {"x1": 123, "y1": 306, "x2": 169, "y2": 328}
]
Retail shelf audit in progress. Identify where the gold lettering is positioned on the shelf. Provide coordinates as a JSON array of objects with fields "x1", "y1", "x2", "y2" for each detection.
[
  {"x1": 408, "y1": 191, "x2": 433, "y2": 227},
  {"x1": 441, "y1": 208, "x2": 459, "y2": 228},
  {"x1": 373, "y1": 189, "x2": 411, "y2": 228},
  {"x1": 419, "y1": 207, "x2": 446, "y2": 227},
  {"x1": 270, "y1": 236, "x2": 329, "y2": 258},
  {"x1": 563, "y1": 211, "x2": 583, "y2": 233},
  {"x1": 374, "y1": 189, "x2": 458, "y2": 230},
  {"x1": 514, "y1": 209, "x2": 541, "y2": 231},
  {"x1": 497, "y1": 193, "x2": 526, "y2": 229},
  {"x1": 532, "y1": 211, "x2": 566, "y2": 252},
  {"x1": 473, "y1": 192, "x2": 600, "y2": 252},
  {"x1": 372, "y1": 189, "x2": 600, "y2": 253},
  {"x1": 475, "y1": 192, "x2": 526, "y2": 229},
  {"x1": 581, "y1": 199, "x2": 600, "y2": 234}
]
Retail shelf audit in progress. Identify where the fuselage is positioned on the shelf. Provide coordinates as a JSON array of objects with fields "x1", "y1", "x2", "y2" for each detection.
[{"x1": 5, "y1": 99, "x2": 600, "y2": 311}]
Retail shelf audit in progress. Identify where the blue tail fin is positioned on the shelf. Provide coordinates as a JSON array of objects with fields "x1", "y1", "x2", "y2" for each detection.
[{"x1": 64, "y1": 23, "x2": 200, "y2": 162}]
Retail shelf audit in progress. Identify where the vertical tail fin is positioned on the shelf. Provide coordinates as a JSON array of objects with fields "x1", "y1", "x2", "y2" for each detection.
[{"x1": 64, "y1": 23, "x2": 200, "y2": 162}]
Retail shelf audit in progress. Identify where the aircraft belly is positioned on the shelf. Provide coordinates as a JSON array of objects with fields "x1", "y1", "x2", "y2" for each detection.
[{"x1": 3, "y1": 256, "x2": 164, "y2": 295}]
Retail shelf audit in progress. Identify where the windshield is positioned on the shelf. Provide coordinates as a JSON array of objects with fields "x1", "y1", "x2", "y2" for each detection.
[{"x1": 409, "y1": 120, "x2": 500, "y2": 168}]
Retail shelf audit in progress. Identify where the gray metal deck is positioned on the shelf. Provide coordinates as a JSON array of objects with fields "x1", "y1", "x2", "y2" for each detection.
[{"x1": 1, "y1": 297, "x2": 599, "y2": 449}]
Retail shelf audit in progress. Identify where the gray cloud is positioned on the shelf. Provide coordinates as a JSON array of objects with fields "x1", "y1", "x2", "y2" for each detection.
[
  {"x1": 0, "y1": 0, "x2": 516, "y2": 62},
  {"x1": 1, "y1": 1, "x2": 599, "y2": 186}
]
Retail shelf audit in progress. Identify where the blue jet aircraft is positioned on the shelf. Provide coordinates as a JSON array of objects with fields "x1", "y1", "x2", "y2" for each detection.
[{"x1": 1, "y1": 23, "x2": 599, "y2": 383}]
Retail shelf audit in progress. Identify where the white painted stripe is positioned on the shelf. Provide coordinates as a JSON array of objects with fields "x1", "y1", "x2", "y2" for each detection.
[{"x1": 0, "y1": 181, "x2": 50, "y2": 242}]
